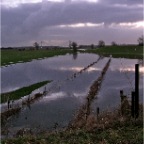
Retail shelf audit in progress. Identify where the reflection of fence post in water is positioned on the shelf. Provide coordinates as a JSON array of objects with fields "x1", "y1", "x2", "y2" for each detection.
[{"x1": 135, "y1": 64, "x2": 139, "y2": 118}]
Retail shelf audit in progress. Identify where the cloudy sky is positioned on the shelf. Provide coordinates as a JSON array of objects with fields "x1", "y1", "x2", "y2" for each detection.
[{"x1": 1, "y1": 0, "x2": 143, "y2": 47}]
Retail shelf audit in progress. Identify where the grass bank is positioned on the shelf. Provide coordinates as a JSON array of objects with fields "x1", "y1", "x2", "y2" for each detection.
[
  {"x1": 1, "y1": 80, "x2": 51, "y2": 103},
  {"x1": 1, "y1": 49, "x2": 71, "y2": 66},
  {"x1": 86, "y1": 45, "x2": 143, "y2": 59},
  {"x1": 2, "y1": 107, "x2": 143, "y2": 144}
]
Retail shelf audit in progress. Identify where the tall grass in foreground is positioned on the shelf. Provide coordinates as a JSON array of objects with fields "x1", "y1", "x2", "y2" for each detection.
[
  {"x1": 2, "y1": 105, "x2": 143, "y2": 144},
  {"x1": 1, "y1": 81, "x2": 51, "y2": 103}
]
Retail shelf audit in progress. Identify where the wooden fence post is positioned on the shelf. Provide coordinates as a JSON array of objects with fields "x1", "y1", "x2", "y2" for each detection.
[
  {"x1": 135, "y1": 64, "x2": 139, "y2": 118},
  {"x1": 97, "y1": 107, "x2": 100, "y2": 119},
  {"x1": 131, "y1": 91, "x2": 135, "y2": 118}
]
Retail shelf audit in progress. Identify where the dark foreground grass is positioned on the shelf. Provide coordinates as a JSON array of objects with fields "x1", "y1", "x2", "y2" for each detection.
[
  {"x1": 1, "y1": 81, "x2": 51, "y2": 103},
  {"x1": 86, "y1": 45, "x2": 143, "y2": 59},
  {"x1": 2, "y1": 127, "x2": 142, "y2": 144},
  {"x1": 1, "y1": 49, "x2": 71, "y2": 66},
  {"x1": 2, "y1": 114, "x2": 143, "y2": 144},
  {"x1": 2, "y1": 104, "x2": 143, "y2": 144}
]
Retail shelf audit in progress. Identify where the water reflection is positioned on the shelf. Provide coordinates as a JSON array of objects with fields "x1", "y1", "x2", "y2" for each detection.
[
  {"x1": 72, "y1": 52, "x2": 78, "y2": 60},
  {"x1": 138, "y1": 59, "x2": 144, "y2": 66},
  {"x1": 1, "y1": 53, "x2": 143, "y2": 136}
]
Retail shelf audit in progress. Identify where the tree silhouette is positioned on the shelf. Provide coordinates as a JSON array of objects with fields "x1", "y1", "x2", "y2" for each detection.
[
  {"x1": 71, "y1": 41, "x2": 78, "y2": 52},
  {"x1": 137, "y1": 35, "x2": 143, "y2": 46},
  {"x1": 91, "y1": 44, "x2": 94, "y2": 49},
  {"x1": 98, "y1": 40, "x2": 105, "y2": 47},
  {"x1": 33, "y1": 42, "x2": 39, "y2": 50},
  {"x1": 111, "y1": 41, "x2": 117, "y2": 46}
]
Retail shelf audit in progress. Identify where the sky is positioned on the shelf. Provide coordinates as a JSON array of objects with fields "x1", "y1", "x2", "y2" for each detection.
[{"x1": 1, "y1": 0, "x2": 143, "y2": 47}]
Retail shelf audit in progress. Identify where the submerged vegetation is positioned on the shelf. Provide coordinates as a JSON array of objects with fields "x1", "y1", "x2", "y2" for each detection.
[{"x1": 1, "y1": 80, "x2": 51, "y2": 103}]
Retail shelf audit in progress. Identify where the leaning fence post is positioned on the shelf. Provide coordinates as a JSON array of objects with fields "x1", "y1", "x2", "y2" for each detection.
[
  {"x1": 131, "y1": 91, "x2": 135, "y2": 118},
  {"x1": 135, "y1": 64, "x2": 139, "y2": 118}
]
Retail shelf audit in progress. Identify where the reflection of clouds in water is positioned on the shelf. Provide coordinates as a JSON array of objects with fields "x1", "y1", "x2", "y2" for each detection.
[
  {"x1": 40, "y1": 91, "x2": 88, "y2": 103},
  {"x1": 41, "y1": 92, "x2": 67, "y2": 102},
  {"x1": 110, "y1": 58, "x2": 144, "y2": 74},
  {"x1": 73, "y1": 92, "x2": 85, "y2": 97},
  {"x1": 119, "y1": 67, "x2": 144, "y2": 74},
  {"x1": 57, "y1": 66, "x2": 101, "y2": 72}
]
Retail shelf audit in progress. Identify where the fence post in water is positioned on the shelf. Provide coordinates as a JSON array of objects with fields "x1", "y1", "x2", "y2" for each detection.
[
  {"x1": 120, "y1": 90, "x2": 124, "y2": 115},
  {"x1": 120, "y1": 90, "x2": 123, "y2": 100},
  {"x1": 135, "y1": 64, "x2": 139, "y2": 118},
  {"x1": 7, "y1": 98, "x2": 10, "y2": 110},
  {"x1": 131, "y1": 91, "x2": 135, "y2": 118},
  {"x1": 97, "y1": 107, "x2": 100, "y2": 119}
]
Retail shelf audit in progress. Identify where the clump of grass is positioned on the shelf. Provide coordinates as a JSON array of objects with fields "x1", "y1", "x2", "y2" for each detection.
[{"x1": 1, "y1": 80, "x2": 51, "y2": 103}]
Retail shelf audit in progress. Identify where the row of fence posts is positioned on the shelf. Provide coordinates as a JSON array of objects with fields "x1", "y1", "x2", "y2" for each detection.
[
  {"x1": 96, "y1": 64, "x2": 140, "y2": 119},
  {"x1": 120, "y1": 64, "x2": 139, "y2": 118}
]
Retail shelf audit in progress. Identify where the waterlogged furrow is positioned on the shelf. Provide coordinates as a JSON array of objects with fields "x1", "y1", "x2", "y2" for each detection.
[
  {"x1": 44, "y1": 56, "x2": 102, "y2": 94},
  {"x1": 69, "y1": 58, "x2": 111, "y2": 129}
]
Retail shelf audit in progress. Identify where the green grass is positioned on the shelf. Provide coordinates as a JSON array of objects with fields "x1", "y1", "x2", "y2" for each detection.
[
  {"x1": 1, "y1": 49, "x2": 71, "y2": 66},
  {"x1": 1, "y1": 46, "x2": 143, "y2": 66},
  {"x1": 1, "y1": 80, "x2": 51, "y2": 103},
  {"x1": 86, "y1": 45, "x2": 143, "y2": 59}
]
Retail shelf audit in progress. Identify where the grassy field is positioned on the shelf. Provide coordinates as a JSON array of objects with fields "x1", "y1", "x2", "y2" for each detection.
[
  {"x1": 86, "y1": 45, "x2": 143, "y2": 59},
  {"x1": 1, "y1": 80, "x2": 51, "y2": 103},
  {"x1": 1, "y1": 46, "x2": 143, "y2": 66},
  {"x1": 1, "y1": 49, "x2": 71, "y2": 66}
]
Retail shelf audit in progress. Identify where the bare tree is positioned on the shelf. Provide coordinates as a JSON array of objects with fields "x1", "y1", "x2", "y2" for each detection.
[
  {"x1": 111, "y1": 41, "x2": 117, "y2": 46},
  {"x1": 71, "y1": 41, "x2": 78, "y2": 52},
  {"x1": 137, "y1": 35, "x2": 143, "y2": 46},
  {"x1": 33, "y1": 42, "x2": 39, "y2": 50},
  {"x1": 91, "y1": 44, "x2": 94, "y2": 49},
  {"x1": 98, "y1": 40, "x2": 105, "y2": 47}
]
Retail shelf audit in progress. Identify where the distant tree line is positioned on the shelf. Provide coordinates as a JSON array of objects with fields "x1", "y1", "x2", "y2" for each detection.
[{"x1": 32, "y1": 35, "x2": 143, "y2": 52}]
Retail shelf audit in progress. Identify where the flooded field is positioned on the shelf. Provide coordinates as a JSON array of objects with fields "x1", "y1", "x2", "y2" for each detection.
[{"x1": 1, "y1": 53, "x2": 143, "y2": 137}]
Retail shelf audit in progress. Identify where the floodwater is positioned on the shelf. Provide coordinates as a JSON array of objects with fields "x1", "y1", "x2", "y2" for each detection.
[{"x1": 1, "y1": 53, "x2": 143, "y2": 136}]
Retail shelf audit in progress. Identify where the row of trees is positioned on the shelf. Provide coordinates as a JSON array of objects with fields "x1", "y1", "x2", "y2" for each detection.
[
  {"x1": 33, "y1": 35, "x2": 143, "y2": 50},
  {"x1": 70, "y1": 35, "x2": 143, "y2": 50}
]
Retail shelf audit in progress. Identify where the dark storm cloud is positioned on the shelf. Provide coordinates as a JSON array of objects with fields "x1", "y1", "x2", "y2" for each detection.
[{"x1": 1, "y1": 0, "x2": 143, "y2": 46}]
